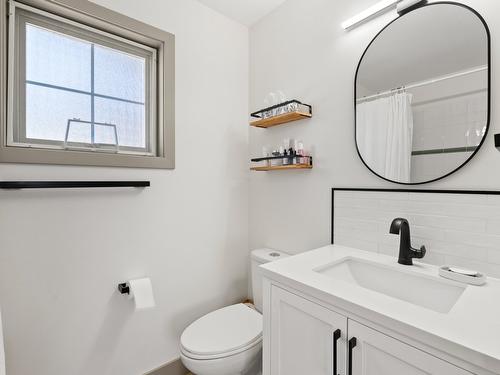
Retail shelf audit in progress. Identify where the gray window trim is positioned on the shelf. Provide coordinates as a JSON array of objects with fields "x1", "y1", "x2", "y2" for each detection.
[{"x1": 0, "y1": 0, "x2": 175, "y2": 169}]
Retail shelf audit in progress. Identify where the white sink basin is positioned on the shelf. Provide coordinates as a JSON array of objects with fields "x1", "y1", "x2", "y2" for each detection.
[{"x1": 315, "y1": 257, "x2": 466, "y2": 313}]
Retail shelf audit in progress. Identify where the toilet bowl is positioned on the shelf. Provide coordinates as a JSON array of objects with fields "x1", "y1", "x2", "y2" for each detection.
[
  {"x1": 180, "y1": 249, "x2": 289, "y2": 375},
  {"x1": 180, "y1": 303, "x2": 262, "y2": 375}
]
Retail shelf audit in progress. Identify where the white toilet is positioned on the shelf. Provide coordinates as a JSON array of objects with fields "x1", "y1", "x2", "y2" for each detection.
[{"x1": 180, "y1": 249, "x2": 289, "y2": 375}]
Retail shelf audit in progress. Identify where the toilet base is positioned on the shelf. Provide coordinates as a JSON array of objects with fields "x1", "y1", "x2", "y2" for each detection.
[{"x1": 180, "y1": 343, "x2": 261, "y2": 375}]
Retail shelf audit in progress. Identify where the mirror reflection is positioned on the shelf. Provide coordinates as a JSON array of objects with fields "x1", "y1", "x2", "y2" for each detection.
[{"x1": 355, "y1": 3, "x2": 489, "y2": 184}]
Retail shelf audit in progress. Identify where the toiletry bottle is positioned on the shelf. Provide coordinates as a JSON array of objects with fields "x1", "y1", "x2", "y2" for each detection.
[
  {"x1": 297, "y1": 141, "x2": 304, "y2": 165},
  {"x1": 283, "y1": 149, "x2": 289, "y2": 165},
  {"x1": 293, "y1": 140, "x2": 299, "y2": 164},
  {"x1": 282, "y1": 139, "x2": 290, "y2": 165}
]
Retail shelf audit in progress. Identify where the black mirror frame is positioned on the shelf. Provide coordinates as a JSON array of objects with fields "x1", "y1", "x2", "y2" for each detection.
[{"x1": 354, "y1": 1, "x2": 491, "y2": 185}]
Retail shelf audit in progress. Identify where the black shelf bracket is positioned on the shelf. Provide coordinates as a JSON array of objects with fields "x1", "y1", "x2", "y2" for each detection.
[{"x1": 0, "y1": 181, "x2": 150, "y2": 190}]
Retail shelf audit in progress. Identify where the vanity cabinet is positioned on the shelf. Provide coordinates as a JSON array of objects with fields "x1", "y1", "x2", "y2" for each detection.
[
  {"x1": 349, "y1": 320, "x2": 472, "y2": 375},
  {"x1": 267, "y1": 286, "x2": 472, "y2": 375},
  {"x1": 269, "y1": 286, "x2": 347, "y2": 375}
]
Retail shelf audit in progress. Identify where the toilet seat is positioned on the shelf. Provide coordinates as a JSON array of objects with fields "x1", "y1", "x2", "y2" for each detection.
[{"x1": 180, "y1": 303, "x2": 262, "y2": 360}]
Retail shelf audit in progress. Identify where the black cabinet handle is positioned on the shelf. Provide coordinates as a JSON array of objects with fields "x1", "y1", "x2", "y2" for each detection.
[
  {"x1": 348, "y1": 337, "x2": 357, "y2": 375},
  {"x1": 333, "y1": 329, "x2": 341, "y2": 375}
]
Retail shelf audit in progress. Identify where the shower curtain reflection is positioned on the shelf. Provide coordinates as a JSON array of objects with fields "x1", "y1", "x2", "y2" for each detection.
[{"x1": 356, "y1": 92, "x2": 414, "y2": 183}]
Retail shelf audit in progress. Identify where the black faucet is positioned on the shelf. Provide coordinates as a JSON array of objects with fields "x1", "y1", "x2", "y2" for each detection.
[{"x1": 389, "y1": 218, "x2": 426, "y2": 265}]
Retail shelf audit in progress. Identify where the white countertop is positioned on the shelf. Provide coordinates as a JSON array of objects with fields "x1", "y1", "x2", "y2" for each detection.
[{"x1": 260, "y1": 245, "x2": 500, "y2": 374}]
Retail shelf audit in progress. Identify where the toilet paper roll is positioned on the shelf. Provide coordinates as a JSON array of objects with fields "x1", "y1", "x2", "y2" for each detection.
[{"x1": 129, "y1": 278, "x2": 156, "y2": 310}]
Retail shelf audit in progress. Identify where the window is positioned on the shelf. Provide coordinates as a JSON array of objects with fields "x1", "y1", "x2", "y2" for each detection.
[{"x1": 0, "y1": 0, "x2": 175, "y2": 168}]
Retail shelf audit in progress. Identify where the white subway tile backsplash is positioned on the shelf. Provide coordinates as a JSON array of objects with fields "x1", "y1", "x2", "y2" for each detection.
[
  {"x1": 486, "y1": 220, "x2": 500, "y2": 235},
  {"x1": 337, "y1": 190, "x2": 409, "y2": 201},
  {"x1": 487, "y1": 249, "x2": 500, "y2": 265},
  {"x1": 409, "y1": 214, "x2": 486, "y2": 232},
  {"x1": 417, "y1": 251, "x2": 446, "y2": 266},
  {"x1": 334, "y1": 190, "x2": 500, "y2": 278},
  {"x1": 408, "y1": 192, "x2": 488, "y2": 204},
  {"x1": 335, "y1": 206, "x2": 388, "y2": 221},
  {"x1": 441, "y1": 230, "x2": 500, "y2": 248},
  {"x1": 405, "y1": 200, "x2": 498, "y2": 219},
  {"x1": 335, "y1": 217, "x2": 380, "y2": 234},
  {"x1": 414, "y1": 237, "x2": 489, "y2": 262},
  {"x1": 335, "y1": 196, "x2": 380, "y2": 209},
  {"x1": 411, "y1": 225, "x2": 444, "y2": 240}
]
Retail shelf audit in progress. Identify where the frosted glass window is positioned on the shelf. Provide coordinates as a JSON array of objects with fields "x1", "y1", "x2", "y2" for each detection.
[
  {"x1": 95, "y1": 98, "x2": 146, "y2": 148},
  {"x1": 94, "y1": 45, "x2": 146, "y2": 103},
  {"x1": 10, "y1": 8, "x2": 156, "y2": 156},
  {"x1": 26, "y1": 24, "x2": 91, "y2": 91},
  {"x1": 93, "y1": 124, "x2": 118, "y2": 146},
  {"x1": 26, "y1": 84, "x2": 91, "y2": 141}
]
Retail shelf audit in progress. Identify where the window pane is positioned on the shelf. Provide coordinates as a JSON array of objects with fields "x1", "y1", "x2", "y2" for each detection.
[
  {"x1": 26, "y1": 24, "x2": 91, "y2": 91},
  {"x1": 94, "y1": 98, "x2": 146, "y2": 149},
  {"x1": 26, "y1": 84, "x2": 91, "y2": 142},
  {"x1": 66, "y1": 121, "x2": 91, "y2": 144},
  {"x1": 94, "y1": 124, "x2": 117, "y2": 145},
  {"x1": 94, "y1": 45, "x2": 146, "y2": 103}
]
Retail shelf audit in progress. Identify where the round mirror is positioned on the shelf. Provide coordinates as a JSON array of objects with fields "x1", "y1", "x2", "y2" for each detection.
[{"x1": 355, "y1": 2, "x2": 490, "y2": 185}]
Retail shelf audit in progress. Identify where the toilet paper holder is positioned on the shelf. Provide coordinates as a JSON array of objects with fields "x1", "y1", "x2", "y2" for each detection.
[{"x1": 118, "y1": 283, "x2": 130, "y2": 294}]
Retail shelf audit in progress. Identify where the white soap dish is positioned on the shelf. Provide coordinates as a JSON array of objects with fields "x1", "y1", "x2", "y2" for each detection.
[{"x1": 439, "y1": 265, "x2": 486, "y2": 285}]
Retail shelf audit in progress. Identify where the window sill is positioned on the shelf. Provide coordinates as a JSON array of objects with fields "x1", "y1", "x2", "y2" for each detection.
[{"x1": 0, "y1": 145, "x2": 174, "y2": 169}]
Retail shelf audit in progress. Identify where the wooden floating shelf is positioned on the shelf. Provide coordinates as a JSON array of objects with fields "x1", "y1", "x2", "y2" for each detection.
[
  {"x1": 250, "y1": 164, "x2": 313, "y2": 172},
  {"x1": 250, "y1": 111, "x2": 312, "y2": 128}
]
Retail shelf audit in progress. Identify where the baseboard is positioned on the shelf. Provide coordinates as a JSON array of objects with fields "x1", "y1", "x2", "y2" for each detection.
[{"x1": 144, "y1": 358, "x2": 188, "y2": 375}]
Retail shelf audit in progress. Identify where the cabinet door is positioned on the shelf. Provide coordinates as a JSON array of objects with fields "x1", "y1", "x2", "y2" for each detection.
[
  {"x1": 270, "y1": 286, "x2": 348, "y2": 375},
  {"x1": 348, "y1": 320, "x2": 472, "y2": 375}
]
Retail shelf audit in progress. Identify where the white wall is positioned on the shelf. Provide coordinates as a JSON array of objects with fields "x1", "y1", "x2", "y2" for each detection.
[
  {"x1": 249, "y1": 0, "x2": 500, "y2": 254},
  {"x1": 0, "y1": 1, "x2": 249, "y2": 374}
]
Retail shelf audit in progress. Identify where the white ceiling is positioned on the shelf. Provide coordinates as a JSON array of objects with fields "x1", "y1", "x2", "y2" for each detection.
[{"x1": 196, "y1": 0, "x2": 287, "y2": 26}]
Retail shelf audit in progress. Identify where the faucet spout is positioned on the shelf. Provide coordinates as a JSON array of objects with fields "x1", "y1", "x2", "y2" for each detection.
[{"x1": 389, "y1": 218, "x2": 426, "y2": 265}]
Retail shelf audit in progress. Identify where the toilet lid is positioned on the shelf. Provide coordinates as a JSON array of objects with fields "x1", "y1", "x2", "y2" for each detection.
[{"x1": 181, "y1": 304, "x2": 262, "y2": 357}]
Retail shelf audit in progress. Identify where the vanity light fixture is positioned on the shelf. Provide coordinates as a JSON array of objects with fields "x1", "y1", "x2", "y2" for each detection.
[
  {"x1": 341, "y1": 0, "x2": 426, "y2": 30},
  {"x1": 341, "y1": 0, "x2": 400, "y2": 30}
]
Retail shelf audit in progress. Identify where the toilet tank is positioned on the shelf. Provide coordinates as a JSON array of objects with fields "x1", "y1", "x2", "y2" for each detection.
[{"x1": 251, "y1": 248, "x2": 289, "y2": 312}]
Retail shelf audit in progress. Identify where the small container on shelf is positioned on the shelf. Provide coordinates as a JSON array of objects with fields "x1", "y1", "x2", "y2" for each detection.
[{"x1": 250, "y1": 100, "x2": 312, "y2": 128}]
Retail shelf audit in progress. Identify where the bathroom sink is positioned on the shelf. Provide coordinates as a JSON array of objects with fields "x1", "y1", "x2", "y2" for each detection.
[{"x1": 315, "y1": 257, "x2": 466, "y2": 313}]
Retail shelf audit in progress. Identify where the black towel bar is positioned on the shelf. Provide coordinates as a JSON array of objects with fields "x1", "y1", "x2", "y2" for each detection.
[{"x1": 0, "y1": 181, "x2": 150, "y2": 189}]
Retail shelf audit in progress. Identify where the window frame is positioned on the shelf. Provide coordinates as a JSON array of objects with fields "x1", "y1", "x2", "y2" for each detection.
[
  {"x1": 10, "y1": 4, "x2": 158, "y2": 155},
  {"x1": 0, "y1": 0, "x2": 175, "y2": 169}
]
